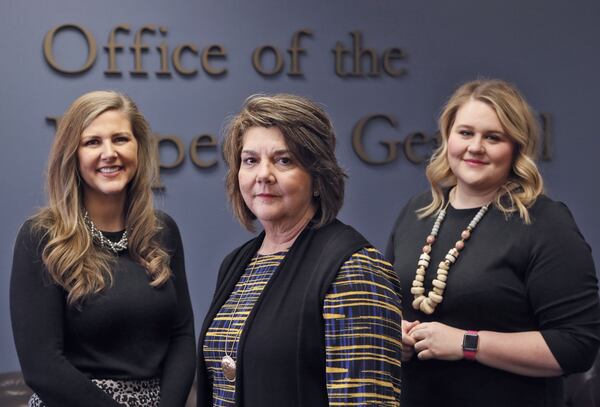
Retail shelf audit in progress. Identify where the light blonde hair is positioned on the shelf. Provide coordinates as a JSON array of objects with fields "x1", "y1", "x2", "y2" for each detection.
[
  {"x1": 419, "y1": 79, "x2": 544, "y2": 223},
  {"x1": 222, "y1": 94, "x2": 346, "y2": 232},
  {"x1": 32, "y1": 90, "x2": 171, "y2": 305}
]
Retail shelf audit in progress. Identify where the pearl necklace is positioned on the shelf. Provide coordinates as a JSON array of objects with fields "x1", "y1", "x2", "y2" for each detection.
[
  {"x1": 83, "y1": 211, "x2": 128, "y2": 254},
  {"x1": 410, "y1": 201, "x2": 489, "y2": 315}
]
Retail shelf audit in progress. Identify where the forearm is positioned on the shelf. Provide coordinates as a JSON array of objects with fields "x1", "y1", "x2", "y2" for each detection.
[
  {"x1": 476, "y1": 330, "x2": 562, "y2": 377},
  {"x1": 411, "y1": 323, "x2": 563, "y2": 377}
]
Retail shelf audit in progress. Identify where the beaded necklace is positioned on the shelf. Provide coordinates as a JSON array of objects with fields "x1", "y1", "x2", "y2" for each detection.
[{"x1": 410, "y1": 199, "x2": 489, "y2": 315}]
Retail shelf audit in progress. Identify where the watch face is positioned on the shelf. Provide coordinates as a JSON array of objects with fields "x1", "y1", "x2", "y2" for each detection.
[{"x1": 463, "y1": 334, "x2": 479, "y2": 351}]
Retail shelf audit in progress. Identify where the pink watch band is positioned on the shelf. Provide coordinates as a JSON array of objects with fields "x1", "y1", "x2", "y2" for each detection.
[{"x1": 462, "y1": 330, "x2": 478, "y2": 361}]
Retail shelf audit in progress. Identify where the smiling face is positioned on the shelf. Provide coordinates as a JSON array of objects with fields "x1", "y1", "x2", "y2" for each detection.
[
  {"x1": 77, "y1": 109, "x2": 138, "y2": 206},
  {"x1": 238, "y1": 126, "x2": 316, "y2": 230},
  {"x1": 447, "y1": 99, "x2": 515, "y2": 197}
]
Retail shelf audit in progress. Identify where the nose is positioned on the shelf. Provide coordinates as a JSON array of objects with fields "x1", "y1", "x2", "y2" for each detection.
[
  {"x1": 256, "y1": 160, "x2": 275, "y2": 184},
  {"x1": 467, "y1": 135, "x2": 485, "y2": 154},
  {"x1": 100, "y1": 141, "x2": 117, "y2": 160}
]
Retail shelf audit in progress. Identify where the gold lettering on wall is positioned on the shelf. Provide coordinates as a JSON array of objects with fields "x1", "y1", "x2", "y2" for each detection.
[
  {"x1": 333, "y1": 31, "x2": 406, "y2": 78},
  {"x1": 287, "y1": 29, "x2": 313, "y2": 76},
  {"x1": 173, "y1": 44, "x2": 199, "y2": 76},
  {"x1": 202, "y1": 45, "x2": 227, "y2": 76},
  {"x1": 352, "y1": 114, "x2": 403, "y2": 165},
  {"x1": 43, "y1": 24, "x2": 97, "y2": 74},
  {"x1": 43, "y1": 24, "x2": 228, "y2": 77},
  {"x1": 104, "y1": 24, "x2": 130, "y2": 75},
  {"x1": 252, "y1": 45, "x2": 284, "y2": 76},
  {"x1": 157, "y1": 135, "x2": 185, "y2": 168},
  {"x1": 130, "y1": 25, "x2": 158, "y2": 76},
  {"x1": 190, "y1": 135, "x2": 218, "y2": 168}
]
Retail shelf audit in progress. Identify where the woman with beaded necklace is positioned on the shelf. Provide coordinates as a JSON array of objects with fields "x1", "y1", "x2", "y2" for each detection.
[
  {"x1": 10, "y1": 90, "x2": 196, "y2": 407},
  {"x1": 386, "y1": 79, "x2": 600, "y2": 407}
]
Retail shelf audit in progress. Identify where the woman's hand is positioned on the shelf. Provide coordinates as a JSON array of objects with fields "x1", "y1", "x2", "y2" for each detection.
[
  {"x1": 409, "y1": 321, "x2": 464, "y2": 361},
  {"x1": 401, "y1": 319, "x2": 420, "y2": 361}
]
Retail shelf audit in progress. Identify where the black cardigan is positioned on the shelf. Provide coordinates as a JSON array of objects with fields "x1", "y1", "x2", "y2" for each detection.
[{"x1": 197, "y1": 220, "x2": 369, "y2": 407}]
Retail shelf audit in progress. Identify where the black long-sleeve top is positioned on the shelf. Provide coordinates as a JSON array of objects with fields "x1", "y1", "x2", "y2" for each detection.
[
  {"x1": 10, "y1": 212, "x2": 196, "y2": 407},
  {"x1": 386, "y1": 191, "x2": 600, "y2": 407}
]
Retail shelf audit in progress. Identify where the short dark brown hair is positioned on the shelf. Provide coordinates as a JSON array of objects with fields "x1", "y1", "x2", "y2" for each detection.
[{"x1": 222, "y1": 94, "x2": 346, "y2": 231}]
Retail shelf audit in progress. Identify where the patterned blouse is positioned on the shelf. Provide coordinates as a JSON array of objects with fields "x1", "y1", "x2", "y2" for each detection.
[{"x1": 203, "y1": 247, "x2": 402, "y2": 406}]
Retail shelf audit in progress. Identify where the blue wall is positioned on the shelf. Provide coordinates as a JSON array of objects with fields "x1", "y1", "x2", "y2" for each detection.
[{"x1": 1, "y1": 0, "x2": 599, "y2": 372}]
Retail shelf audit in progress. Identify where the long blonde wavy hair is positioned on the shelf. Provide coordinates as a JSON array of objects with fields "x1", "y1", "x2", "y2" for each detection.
[
  {"x1": 32, "y1": 90, "x2": 171, "y2": 305},
  {"x1": 419, "y1": 79, "x2": 544, "y2": 223}
]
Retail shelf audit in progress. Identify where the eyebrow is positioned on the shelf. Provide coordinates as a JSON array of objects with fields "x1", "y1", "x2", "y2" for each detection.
[
  {"x1": 241, "y1": 148, "x2": 290, "y2": 155},
  {"x1": 81, "y1": 131, "x2": 132, "y2": 139},
  {"x1": 454, "y1": 124, "x2": 505, "y2": 133}
]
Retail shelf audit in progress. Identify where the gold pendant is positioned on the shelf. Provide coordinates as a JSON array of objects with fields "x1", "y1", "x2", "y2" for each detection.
[{"x1": 221, "y1": 355, "x2": 236, "y2": 381}]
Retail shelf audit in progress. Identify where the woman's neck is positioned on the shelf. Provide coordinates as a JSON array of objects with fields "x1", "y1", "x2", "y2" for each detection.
[
  {"x1": 260, "y1": 207, "x2": 316, "y2": 255},
  {"x1": 450, "y1": 185, "x2": 497, "y2": 209},
  {"x1": 83, "y1": 194, "x2": 127, "y2": 232}
]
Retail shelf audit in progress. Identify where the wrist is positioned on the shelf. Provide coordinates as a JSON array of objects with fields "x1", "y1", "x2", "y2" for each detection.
[{"x1": 462, "y1": 330, "x2": 479, "y2": 361}]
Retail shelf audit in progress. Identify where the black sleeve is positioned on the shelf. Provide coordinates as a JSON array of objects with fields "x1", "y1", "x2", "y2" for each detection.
[
  {"x1": 9, "y1": 221, "x2": 121, "y2": 407},
  {"x1": 157, "y1": 214, "x2": 197, "y2": 407},
  {"x1": 526, "y1": 201, "x2": 600, "y2": 374}
]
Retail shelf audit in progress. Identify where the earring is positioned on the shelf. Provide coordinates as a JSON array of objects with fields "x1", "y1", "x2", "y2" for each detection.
[{"x1": 313, "y1": 190, "x2": 320, "y2": 197}]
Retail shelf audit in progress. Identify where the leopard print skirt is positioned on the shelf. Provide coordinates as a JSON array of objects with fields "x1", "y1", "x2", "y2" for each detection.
[{"x1": 28, "y1": 378, "x2": 160, "y2": 407}]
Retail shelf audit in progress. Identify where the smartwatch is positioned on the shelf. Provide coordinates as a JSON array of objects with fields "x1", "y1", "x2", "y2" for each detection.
[{"x1": 462, "y1": 330, "x2": 479, "y2": 361}]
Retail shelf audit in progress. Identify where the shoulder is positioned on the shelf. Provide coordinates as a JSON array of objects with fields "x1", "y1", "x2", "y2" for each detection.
[
  {"x1": 344, "y1": 247, "x2": 399, "y2": 287},
  {"x1": 156, "y1": 210, "x2": 178, "y2": 231},
  {"x1": 388, "y1": 190, "x2": 434, "y2": 234},
  {"x1": 334, "y1": 247, "x2": 401, "y2": 306},
  {"x1": 215, "y1": 234, "x2": 262, "y2": 287},
  {"x1": 527, "y1": 195, "x2": 583, "y2": 233},
  {"x1": 221, "y1": 234, "x2": 261, "y2": 266},
  {"x1": 411, "y1": 189, "x2": 436, "y2": 208},
  {"x1": 14, "y1": 217, "x2": 47, "y2": 255},
  {"x1": 530, "y1": 195, "x2": 575, "y2": 221},
  {"x1": 394, "y1": 190, "x2": 433, "y2": 221},
  {"x1": 154, "y1": 211, "x2": 184, "y2": 254},
  {"x1": 524, "y1": 195, "x2": 592, "y2": 256},
  {"x1": 156, "y1": 210, "x2": 181, "y2": 238}
]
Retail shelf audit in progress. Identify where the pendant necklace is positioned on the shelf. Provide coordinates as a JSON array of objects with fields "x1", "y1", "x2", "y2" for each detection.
[
  {"x1": 221, "y1": 254, "x2": 260, "y2": 382},
  {"x1": 410, "y1": 196, "x2": 490, "y2": 315}
]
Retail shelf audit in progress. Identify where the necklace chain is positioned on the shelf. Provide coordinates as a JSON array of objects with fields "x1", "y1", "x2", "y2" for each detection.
[
  {"x1": 83, "y1": 211, "x2": 128, "y2": 254},
  {"x1": 410, "y1": 200, "x2": 489, "y2": 315},
  {"x1": 221, "y1": 254, "x2": 261, "y2": 382}
]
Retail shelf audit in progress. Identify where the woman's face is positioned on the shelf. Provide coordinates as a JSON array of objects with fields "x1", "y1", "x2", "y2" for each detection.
[
  {"x1": 238, "y1": 126, "x2": 315, "y2": 230},
  {"x1": 447, "y1": 99, "x2": 515, "y2": 196},
  {"x1": 77, "y1": 110, "x2": 138, "y2": 204}
]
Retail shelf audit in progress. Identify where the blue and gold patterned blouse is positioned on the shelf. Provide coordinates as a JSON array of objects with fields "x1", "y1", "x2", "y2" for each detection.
[{"x1": 203, "y1": 247, "x2": 401, "y2": 406}]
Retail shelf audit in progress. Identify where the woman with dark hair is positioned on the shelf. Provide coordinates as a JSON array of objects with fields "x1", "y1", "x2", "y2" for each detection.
[
  {"x1": 386, "y1": 79, "x2": 600, "y2": 406},
  {"x1": 197, "y1": 94, "x2": 402, "y2": 406},
  {"x1": 10, "y1": 91, "x2": 196, "y2": 406}
]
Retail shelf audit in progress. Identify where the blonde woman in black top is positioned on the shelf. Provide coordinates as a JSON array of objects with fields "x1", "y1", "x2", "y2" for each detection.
[{"x1": 386, "y1": 79, "x2": 600, "y2": 406}]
